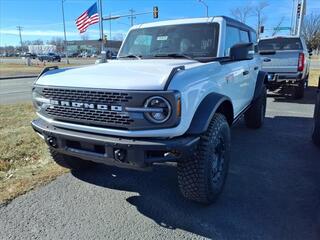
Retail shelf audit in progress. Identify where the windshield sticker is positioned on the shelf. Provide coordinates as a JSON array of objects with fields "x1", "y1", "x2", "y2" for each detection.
[{"x1": 157, "y1": 36, "x2": 168, "y2": 41}]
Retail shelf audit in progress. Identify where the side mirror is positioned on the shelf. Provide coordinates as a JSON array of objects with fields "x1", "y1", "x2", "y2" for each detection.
[{"x1": 230, "y1": 42, "x2": 254, "y2": 61}]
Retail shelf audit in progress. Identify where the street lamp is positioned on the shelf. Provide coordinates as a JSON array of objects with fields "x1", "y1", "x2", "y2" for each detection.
[
  {"x1": 61, "y1": 0, "x2": 69, "y2": 64},
  {"x1": 198, "y1": 0, "x2": 208, "y2": 17}
]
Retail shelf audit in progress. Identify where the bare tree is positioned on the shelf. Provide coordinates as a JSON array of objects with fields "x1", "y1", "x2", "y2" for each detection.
[
  {"x1": 230, "y1": 5, "x2": 252, "y2": 23},
  {"x1": 252, "y1": 1, "x2": 269, "y2": 37},
  {"x1": 272, "y1": 16, "x2": 285, "y2": 36},
  {"x1": 301, "y1": 13, "x2": 320, "y2": 51},
  {"x1": 47, "y1": 37, "x2": 64, "y2": 53},
  {"x1": 80, "y1": 34, "x2": 89, "y2": 41}
]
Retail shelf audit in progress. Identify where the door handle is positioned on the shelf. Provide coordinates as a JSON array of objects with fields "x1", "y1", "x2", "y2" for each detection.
[
  {"x1": 263, "y1": 58, "x2": 271, "y2": 62},
  {"x1": 254, "y1": 66, "x2": 259, "y2": 71},
  {"x1": 243, "y1": 70, "x2": 250, "y2": 76}
]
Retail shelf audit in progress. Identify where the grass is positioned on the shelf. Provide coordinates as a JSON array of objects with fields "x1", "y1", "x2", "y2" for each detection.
[
  {"x1": 309, "y1": 68, "x2": 320, "y2": 87},
  {"x1": 0, "y1": 62, "x2": 78, "y2": 77},
  {"x1": 0, "y1": 103, "x2": 67, "y2": 204}
]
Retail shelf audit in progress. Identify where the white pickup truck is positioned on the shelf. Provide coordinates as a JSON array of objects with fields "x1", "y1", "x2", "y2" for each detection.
[
  {"x1": 258, "y1": 36, "x2": 311, "y2": 99},
  {"x1": 31, "y1": 16, "x2": 266, "y2": 204}
]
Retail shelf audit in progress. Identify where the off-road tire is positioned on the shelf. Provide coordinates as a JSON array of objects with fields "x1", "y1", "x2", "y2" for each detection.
[
  {"x1": 312, "y1": 99, "x2": 320, "y2": 147},
  {"x1": 293, "y1": 80, "x2": 305, "y2": 99},
  {"x1": 244, "y1": 86, "x2": 267, "y2": 129},
  {"x1": 49, "y1": 148, "x2": 93, "y2": 170},
  {"x1": 177, "y1": 113, "x2": 231, "y2": 204}
]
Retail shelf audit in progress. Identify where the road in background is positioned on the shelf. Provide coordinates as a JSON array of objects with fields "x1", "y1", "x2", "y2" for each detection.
[
  {"x1": 0, "y1": 77, "x2": 35, "y2": 104},
  {"x1": 0, "y1": 88, "x2": 319, "y2": 239},
  {"x1": 0, "y1": 57, "x2": 95, "y2": 65}
]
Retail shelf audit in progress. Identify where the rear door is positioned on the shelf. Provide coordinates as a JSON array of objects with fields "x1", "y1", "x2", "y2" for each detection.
[{"x1": 258, "y1": 37, "x2": 302, "y2": 73}]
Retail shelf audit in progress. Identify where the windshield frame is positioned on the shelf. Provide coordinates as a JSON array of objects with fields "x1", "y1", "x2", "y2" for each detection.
[{"x1": 118, "y1": 22, "x2": 220, "y2": 60}]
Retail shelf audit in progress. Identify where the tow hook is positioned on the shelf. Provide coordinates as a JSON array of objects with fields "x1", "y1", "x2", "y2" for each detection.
[
  {"x1": 114, "y1": 149, "x2": 127, "y2": 162},
  {"x1": 47, "y1": 136, "x2": 57, "y2": 148}
]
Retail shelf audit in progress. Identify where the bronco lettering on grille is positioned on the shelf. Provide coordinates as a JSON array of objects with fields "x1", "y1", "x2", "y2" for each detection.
[{"x1": 49, "y1": 100, "x2": 123, "y2": 112}]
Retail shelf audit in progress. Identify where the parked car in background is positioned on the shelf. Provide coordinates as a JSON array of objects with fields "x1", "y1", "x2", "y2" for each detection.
[
  {"x1": 312, "y1": 77, "x2": 320, "y2": 147},
  {"x1": 38, "y1": 53, "x2": 61, "y2": 62},
  {"x1": 258, "y1": 36, "x2": 311, "y2": 99},
  {"x1": 23, "y1": 52, "x2": 37, "y2": 59}
]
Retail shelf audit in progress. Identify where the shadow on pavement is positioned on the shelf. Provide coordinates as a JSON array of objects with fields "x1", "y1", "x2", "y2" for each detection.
[
  {"x1": 72, "y1": 114, "x2": 320, "y2": 239},
  {"x1": 268, "y1": 86, "x2": 318, "y2": 105}
]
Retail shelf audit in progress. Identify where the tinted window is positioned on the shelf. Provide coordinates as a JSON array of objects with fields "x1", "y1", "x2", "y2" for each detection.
[
  {"x1": 240, "y1": 30, "x2": 249, "y2": 43},
  {"x1": 225, "y1": 26, "x2": 240, "y2": 56},
  {"x1": 258, "y1": 38, "x2": 302, "y2": 51},
  {"x1": 250, "y1": 31, "x2": 257, "y2": 43},
  {"x1": 119, "y1": 23, "x2": 219, "y2": 58}
]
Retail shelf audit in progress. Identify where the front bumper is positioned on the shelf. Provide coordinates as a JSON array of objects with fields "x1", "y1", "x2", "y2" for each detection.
[{"x1": 31, "y1": 118, "x2": 199, "y2": 169}]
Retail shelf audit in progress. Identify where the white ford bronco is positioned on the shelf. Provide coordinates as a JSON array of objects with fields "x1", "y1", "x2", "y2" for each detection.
[{"x1": 31, "y1": 16, "x2": 267, "y2": 204}]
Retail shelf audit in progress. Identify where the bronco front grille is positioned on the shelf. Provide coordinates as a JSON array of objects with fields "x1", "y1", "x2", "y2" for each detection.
[
  {"x1": 41, "y1": 88, "x2": 135, "y2": 129},
  {"x1": 36, "y1": 86, "x2": 180, "y2": 130}
]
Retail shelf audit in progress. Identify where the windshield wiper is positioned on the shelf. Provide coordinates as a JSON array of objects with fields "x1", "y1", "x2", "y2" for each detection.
[
  {"x1": 153, "y1": 53, "x2": 196, "y2": 61},
  {"x1": 118, "y1": 54, "x2": 142, "y2": 59}
]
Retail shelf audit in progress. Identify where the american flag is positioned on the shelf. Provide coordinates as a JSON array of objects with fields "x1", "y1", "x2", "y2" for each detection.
[{"x1": 76, "y1": 3, "x2": 99, "y2": 33}]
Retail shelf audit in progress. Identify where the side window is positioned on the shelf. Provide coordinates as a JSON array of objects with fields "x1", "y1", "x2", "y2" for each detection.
[
  {"x1": 250, "y1": 31, "x2": 257, "y2": 43},
  {"x1": 240, "y1": 30, "x2": 249, "y2": 43},
  {"x1": 225, "y1": 26, "x2": 240, "y2": 56}
]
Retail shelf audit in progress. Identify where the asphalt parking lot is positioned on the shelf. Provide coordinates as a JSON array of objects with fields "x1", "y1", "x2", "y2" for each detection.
[{"x1": 0, "y1": 87, "x2": 320, "y2": 240}]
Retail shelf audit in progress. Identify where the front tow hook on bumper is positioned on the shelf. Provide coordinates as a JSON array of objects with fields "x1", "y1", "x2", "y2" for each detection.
[{"x1": 46, "y1": 136, "x2": 58, "y2": 148}]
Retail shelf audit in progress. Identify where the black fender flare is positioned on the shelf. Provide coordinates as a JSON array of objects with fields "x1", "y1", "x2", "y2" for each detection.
[
  {"x1": 253, "y1": 70, "x2": 268, "y2": 102},
  {"x1": 186, "y1": 93, "x2": 233, "y2": 135}
]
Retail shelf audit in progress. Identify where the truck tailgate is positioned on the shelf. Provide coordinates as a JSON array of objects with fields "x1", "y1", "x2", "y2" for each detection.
[{"x1": 260, "y1": 50, "x2": 299, "y2": 73}]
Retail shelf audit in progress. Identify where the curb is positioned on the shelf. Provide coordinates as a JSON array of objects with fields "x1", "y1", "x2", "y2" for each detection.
[{"x1": 0, "y1": 75, "x2": 38, "y2": 80}]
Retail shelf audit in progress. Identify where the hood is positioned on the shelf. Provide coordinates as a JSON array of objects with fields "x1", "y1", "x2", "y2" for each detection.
[{"x1": 36, "y1": 59, "x2": 199, "y2": 90}]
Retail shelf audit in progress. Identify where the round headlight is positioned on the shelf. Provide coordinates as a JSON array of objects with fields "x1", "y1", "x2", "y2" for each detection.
[
  {"x1": 144, "y1": 96, "x2": 172, "y2": 124},
  {"x1": 32, "y1": 90, "x2": 50, "y2": 111}
]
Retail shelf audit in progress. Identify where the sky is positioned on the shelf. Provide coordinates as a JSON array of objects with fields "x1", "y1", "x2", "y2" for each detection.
[{"x1": 0, "y1": 0, "x2": 319, "y2": 46}]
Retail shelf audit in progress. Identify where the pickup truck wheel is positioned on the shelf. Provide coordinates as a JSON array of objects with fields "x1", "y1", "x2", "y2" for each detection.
[
  {"x1": 177, "y1": 113, "x2": 231, "y2": 204},
  {"x1": 49, "y1": 148, "x2": 93, "y2": 170},
  {"x1": 312, "y1": 103, "x2": 320, "y2": 147},
  {"x1": 244, "y1": 86, "x2": 267, "y2": 129},
  {"x1": 293, "y1": 80, "x2": 305, "y2": 99}
]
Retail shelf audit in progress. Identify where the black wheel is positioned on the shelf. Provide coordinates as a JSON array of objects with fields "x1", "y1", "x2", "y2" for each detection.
[
  {"x1": 177, "y1": 113, "x2": 231, "y2": 204},
  {"x1": 244, "y1": 86, "x2": 267, "y2": 129},
  {"x1": 312, "y1": 100, "x2": 320, "y2": 147},
  {"x1": 49, "y1": 148, "x2": 93, "y2": 170},
  {"x1": 293, "y1": 80, "x2": 305, "y2": 99}
]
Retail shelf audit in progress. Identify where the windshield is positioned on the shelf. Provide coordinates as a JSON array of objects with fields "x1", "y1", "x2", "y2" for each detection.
[
  {"x1": 258, "y1": 38, "x2": 302, "y2": 51},
  {"x1": 118, "y1": 23, "x2": 219, "y2": 59}
]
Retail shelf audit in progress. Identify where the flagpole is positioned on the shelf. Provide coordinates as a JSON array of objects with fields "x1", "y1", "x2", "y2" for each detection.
[{"x1": 98, "y1": 0, "x2": 104, "y2": 52}]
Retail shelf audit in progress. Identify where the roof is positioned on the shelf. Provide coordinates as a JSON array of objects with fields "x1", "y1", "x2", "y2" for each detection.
[{"x1": 131, "y1": 16, "x2": 255, "y2": 33}]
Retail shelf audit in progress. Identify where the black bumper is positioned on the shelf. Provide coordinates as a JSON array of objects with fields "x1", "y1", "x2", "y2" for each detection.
[
  {"x1": 267, "y1": 72, "x2": 303, "y2": 84},
  {"x1": 31, "y1": 118, "x2": 199, "y2": 169}
]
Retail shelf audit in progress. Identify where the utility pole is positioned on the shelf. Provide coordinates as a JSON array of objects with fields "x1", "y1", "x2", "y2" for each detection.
[
  {"x1": 198, "y1": 0, "x2": 208, "y2": 17},
  {"x1": 109, "y1": 12, "x2": 112, "y2": 40},
  {"x1": 129, "y1": 9, "x2": 135, "y2": 26},
  {"x1": 61, "y1": 0, "x2": 69, "y2": 64},
  {"x1": 290, "y1": 0, "x2": 296, "y2": 35},
  {"x1": 296, "y1": 0, "x2": 306, "y2": 36},
  {"x1": 16, "y1": 26, "x2": 23, "y2": 51},
  {"x1": 98, "y1": 0, "x2": 104, "y2": 52}
]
